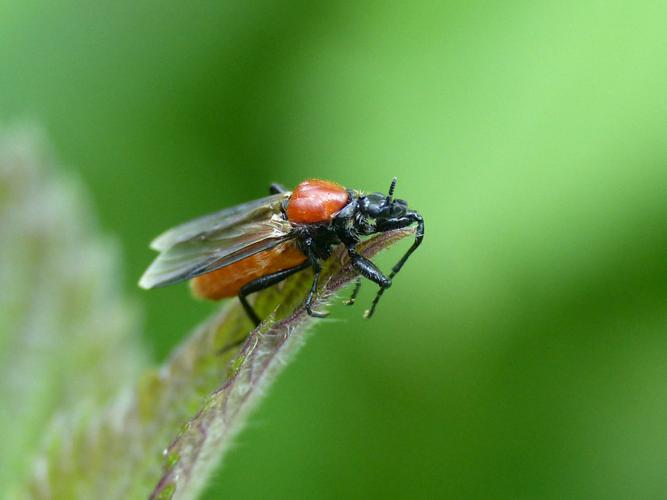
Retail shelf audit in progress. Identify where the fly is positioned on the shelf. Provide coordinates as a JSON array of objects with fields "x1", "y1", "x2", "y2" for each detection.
[{"x1": 139, "y1": 178, "x2": 424, "y2": 326}]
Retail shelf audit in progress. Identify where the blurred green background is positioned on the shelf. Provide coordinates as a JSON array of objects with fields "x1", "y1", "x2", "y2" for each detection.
[{"x1": 2, "y1": 1, "x2": 667, "y2": 498}]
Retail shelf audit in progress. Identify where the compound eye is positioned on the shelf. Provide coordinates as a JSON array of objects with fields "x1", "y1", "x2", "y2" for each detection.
[
  {"x1": 367, "y1": 204, "x2": 382, "y2": 217},
  {"x1": 389, "y1": 205, "x2": 404, "y2": 217},
  {"x1": 382, "y1": 199, "x2": 405, "y2": 217},
  {"x1": 362, "y1": 193, "x2": 385, "y2": 217}
]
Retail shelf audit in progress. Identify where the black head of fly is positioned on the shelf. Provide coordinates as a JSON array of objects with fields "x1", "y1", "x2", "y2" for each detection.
[
  {"x1": 346, "y1": 177, "x2": 424, "y2": 318},
  {"x1": 357, "y1": 176, "x2": 410, "y2": 221}
]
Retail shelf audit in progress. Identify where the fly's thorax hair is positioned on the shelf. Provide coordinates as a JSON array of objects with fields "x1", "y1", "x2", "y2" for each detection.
[{"x1": 352, "y1": 212, "x2": 376, "y2": 236}]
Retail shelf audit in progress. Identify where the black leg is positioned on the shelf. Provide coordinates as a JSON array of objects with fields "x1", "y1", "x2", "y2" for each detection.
[
  {"x1": 346, "y1": 247, "x2": 392, "y2": 318},
  {"x1": 347, "y1": 247, "x2": 392, "y2": 289},
  {"x1": 344, "y1": 277, "x2": 362, "y2": 305},
  {"x1": 269, "y1": 183, "x2": 288, "y2": 194},
  {"x1": 366, "y1": 211, "x2": 424, "y2": 318},
  {"x1": 239, "y1": 260, "x2": 311, "y2": 326},
  {"x1": 375, "y1": 211, "x2": 424, "y2": 273},
  {"x1": 305, "y1": 254, "x2": 328, "y2": 318}
]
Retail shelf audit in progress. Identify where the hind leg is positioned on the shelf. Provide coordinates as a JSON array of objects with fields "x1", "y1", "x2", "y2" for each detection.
[{"x1": 238, "y1": 261, "x2": 310, "y2": 326}]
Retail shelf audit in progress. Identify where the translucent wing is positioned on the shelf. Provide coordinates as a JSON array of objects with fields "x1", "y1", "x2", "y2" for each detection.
[
  {"x1": 150, "y1": 192, "x2": 291, "y2": 251},
  {"x1": 139, "y1": 193, "x2": 295, "y2": 289}
]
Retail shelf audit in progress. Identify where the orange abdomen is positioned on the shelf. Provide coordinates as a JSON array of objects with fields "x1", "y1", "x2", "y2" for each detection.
[
  {"x1": 286, "y1": 179, "x2": 349, "y2": 223},
  {"x1": 190, "y1": 241, "x2": 307, "y2": 300}
]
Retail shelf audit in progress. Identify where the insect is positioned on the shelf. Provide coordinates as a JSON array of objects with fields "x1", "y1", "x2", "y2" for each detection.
[{"x1": 139, "y1": 178, "x2": 424, "y2": 326}]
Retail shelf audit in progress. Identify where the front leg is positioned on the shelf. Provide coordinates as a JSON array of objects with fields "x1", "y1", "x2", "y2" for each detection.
[
  {"x1": 374, "y1": 210, "x2": 422, "y2": 234},
  {"x1": 374, "y1": 210, "x2": 424, "y2": 276},
  {"x1": 347, "y1": 246, "x2": 391, "y2": 289},
  {"x1": 366, "y1": 210, "x2": 424, "y2": 318}
]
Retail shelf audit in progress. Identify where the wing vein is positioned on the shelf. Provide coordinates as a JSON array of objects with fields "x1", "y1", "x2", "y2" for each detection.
[{"x1": 139, "y1": 193, "x2": 295, "y2": 289}]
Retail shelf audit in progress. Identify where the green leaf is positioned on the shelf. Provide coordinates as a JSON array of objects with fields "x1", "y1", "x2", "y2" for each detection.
[
  {"x1": 1, "y1": 126, "x2": 415, "y2": 500},
  {"x1": 0, "y1": 126, "x2": 146, "y2": 497},
  {"x1": 148, "y1": 228, "x2": 412, "y2": 500}
]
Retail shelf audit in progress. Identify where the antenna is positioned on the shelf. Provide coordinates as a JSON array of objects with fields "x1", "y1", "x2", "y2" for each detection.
[{"x1": 386, "y1": 177, "x2": 397, "y2": 203}]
